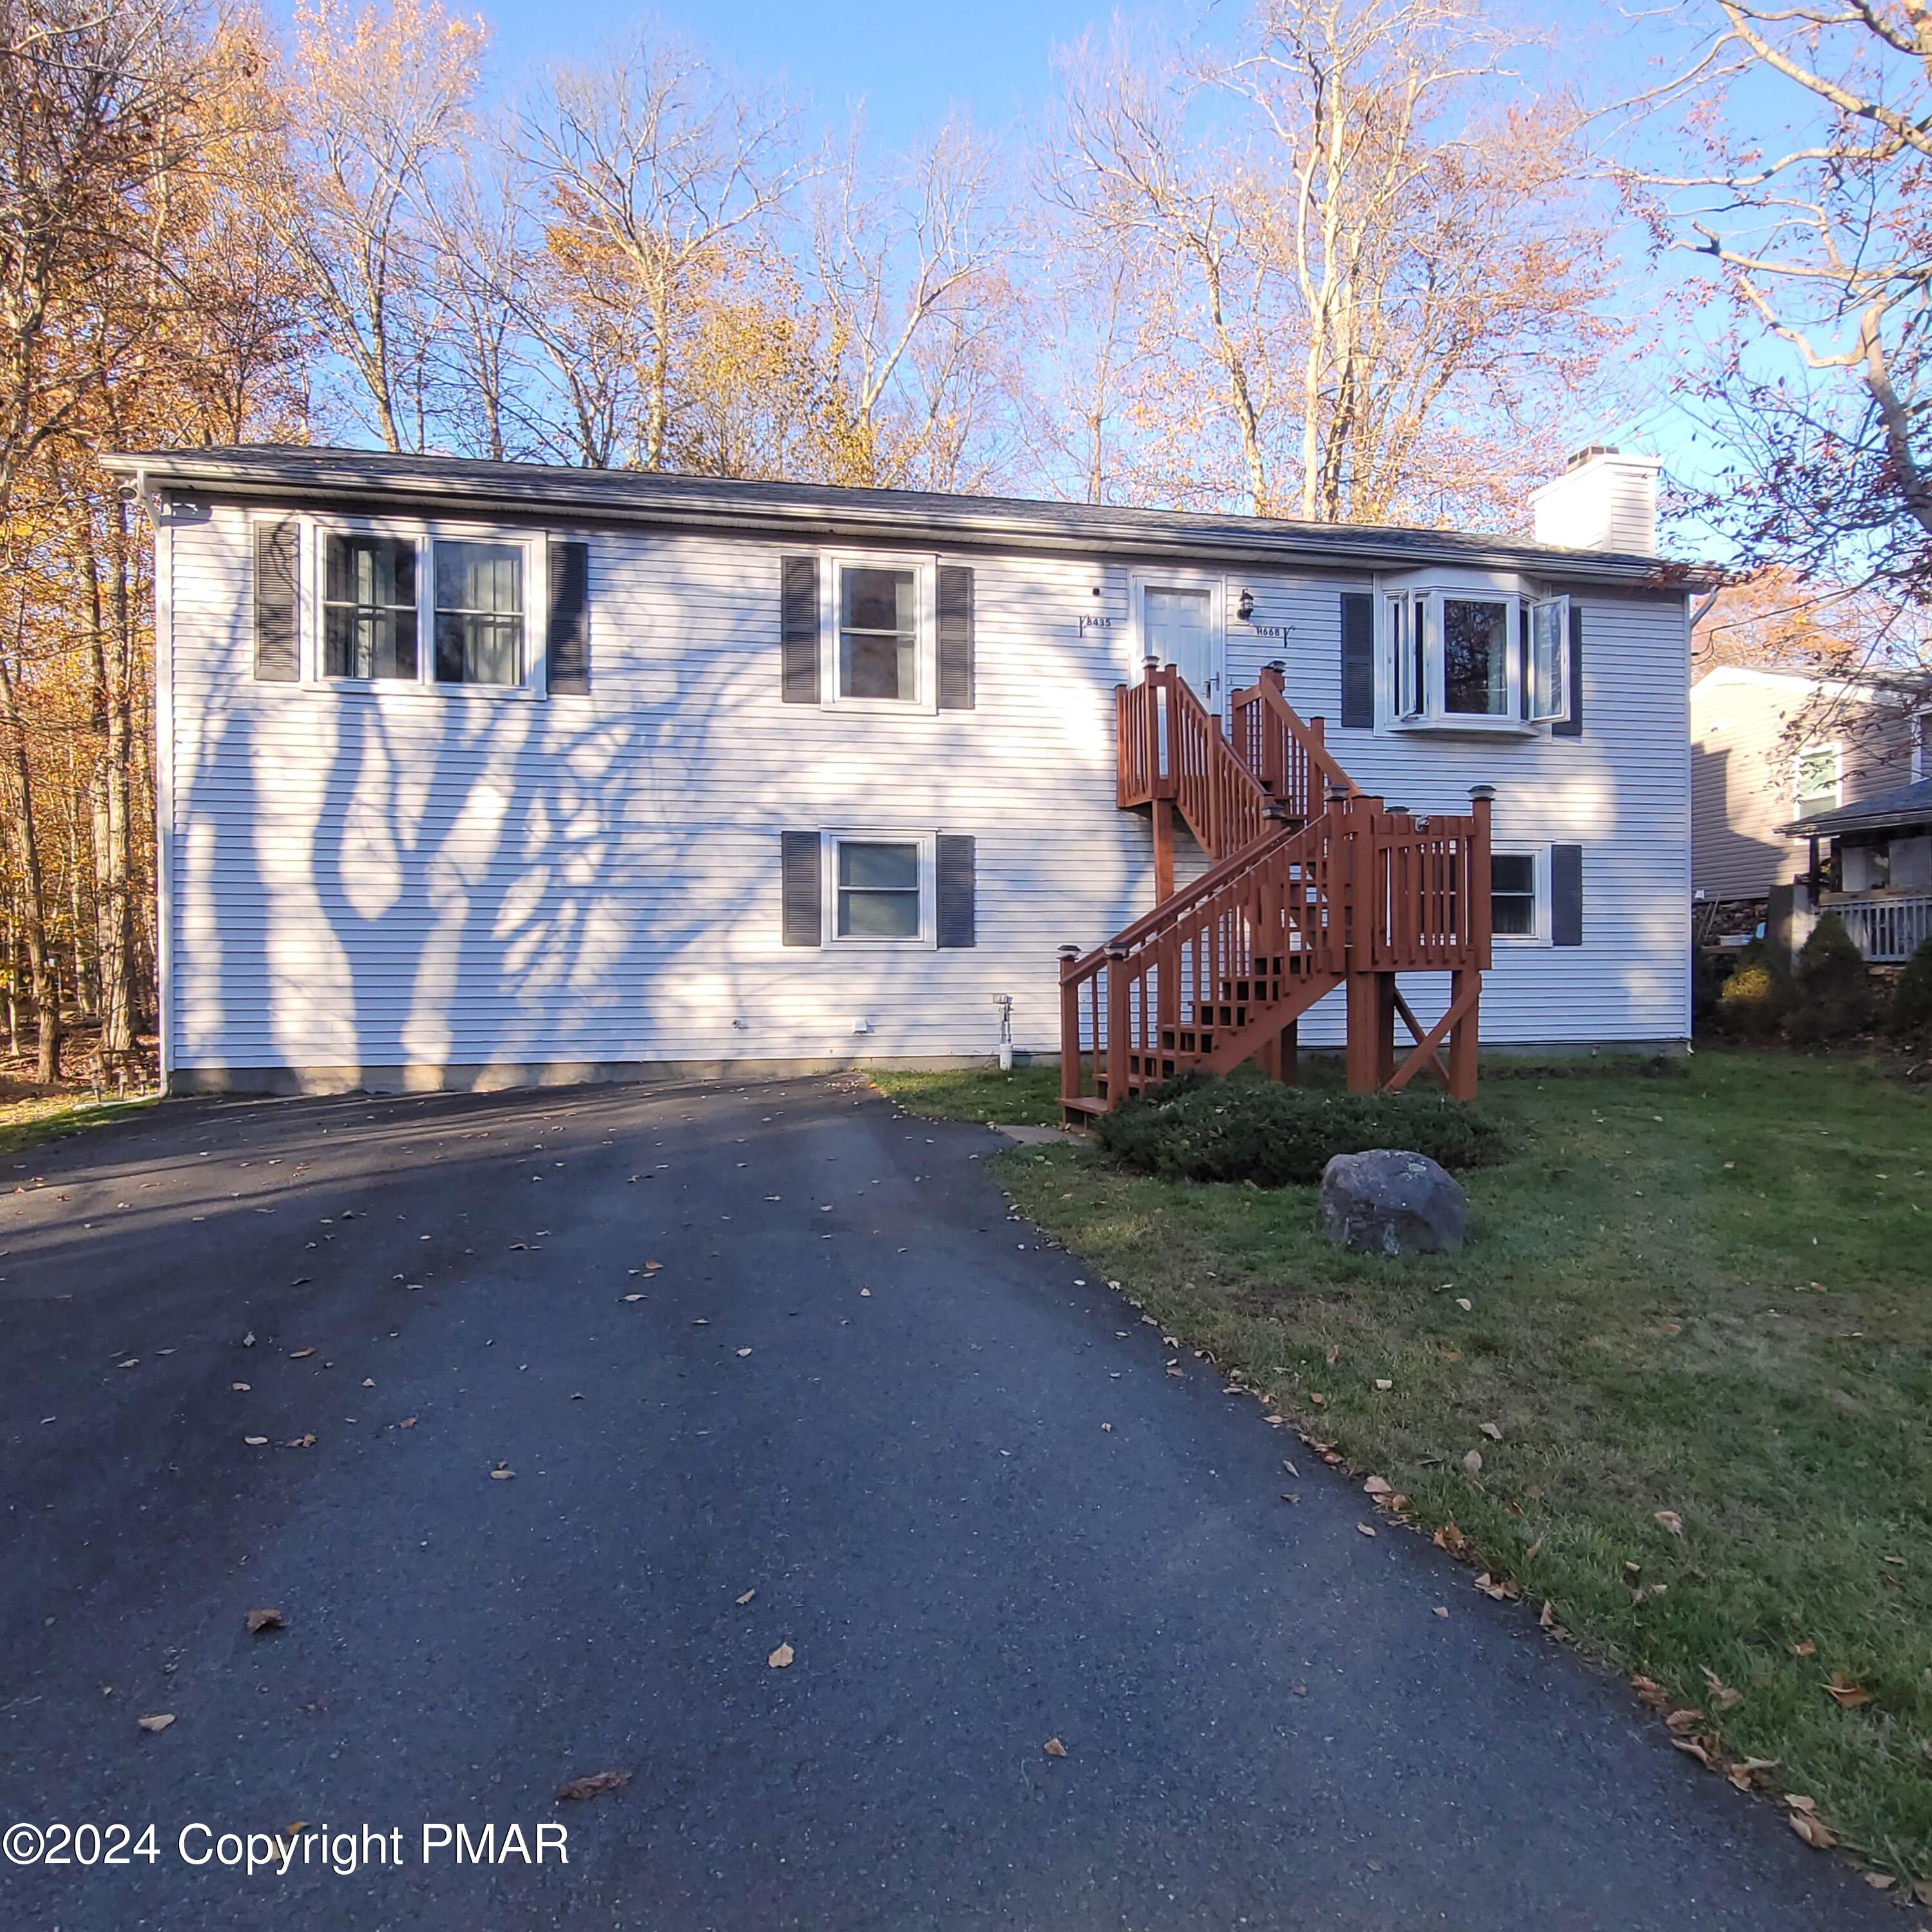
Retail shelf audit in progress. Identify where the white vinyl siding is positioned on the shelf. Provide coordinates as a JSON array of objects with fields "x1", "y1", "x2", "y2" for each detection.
[{"x1": 158, "y1": 509, "x2": 1692, "y2": 1087}]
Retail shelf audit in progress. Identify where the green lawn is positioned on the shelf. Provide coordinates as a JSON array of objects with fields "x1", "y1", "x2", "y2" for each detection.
[
  {"x1": 869, "y1": 1051, "x2": 1932, "y2": 1886},
  {"x1": 0, "y1": 1093, "x2": 155, "y2": 1161}
]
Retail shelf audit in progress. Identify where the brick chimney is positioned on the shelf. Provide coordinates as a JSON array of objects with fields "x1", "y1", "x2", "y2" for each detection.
[{"x1": 1528, "y1": 446, "x2": 1661, "y2": 556}]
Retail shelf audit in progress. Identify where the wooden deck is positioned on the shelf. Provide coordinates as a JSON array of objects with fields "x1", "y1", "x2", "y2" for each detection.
[{"x1": 1064, "y1": 665, "x2": 1490, "y2": 1120}]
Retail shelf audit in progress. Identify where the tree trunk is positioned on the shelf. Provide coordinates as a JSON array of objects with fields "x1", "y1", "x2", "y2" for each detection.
[{"x1": 0, "y1": 653, "x2": 59, "y2": 1082}]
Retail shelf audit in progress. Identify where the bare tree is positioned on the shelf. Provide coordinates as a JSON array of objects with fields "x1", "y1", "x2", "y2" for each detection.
[
  {"x1": 281, "y1": 0, "x2": 486, "y2": 453},
  {"x1": 523, "y1": 28, "x2": 801, "y2": 471},
  {"x1": 1627, "y1": 3, "x2": 1932, "y2": 600},
  {"x1": 1049, "y1": 28, "x2": 1288, "y2": 513},
  {"x1": 806, "y1": 117, "x2": 1015, "y2": 490}
]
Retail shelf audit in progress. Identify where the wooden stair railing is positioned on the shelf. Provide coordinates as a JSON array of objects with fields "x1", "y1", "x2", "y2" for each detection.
[
  {"x1": 1058, "y1": 813, "x2": 1346, "y2": 1118},
  {"x1": 1066, "y1": 665, "x2": 1494, "y2": 1121},
  {"x1": 1230, "y1": 665, "x2": 1359, "y2": 821},
  {"x1": 1116, "y1": 667, "x2": 1274, "y2": 862}
]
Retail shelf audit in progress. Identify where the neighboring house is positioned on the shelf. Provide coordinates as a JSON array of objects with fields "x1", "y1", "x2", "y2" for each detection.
[
  {"x1": 107, "y1": 444, "x2": 1695, "y2": 1097},
  {"x1": 1784, "y1": 779, "x2": 1932, "y2": 964},
  {"x1": 1690, "y1": 664, "x2": 1922, "y2": 952}
]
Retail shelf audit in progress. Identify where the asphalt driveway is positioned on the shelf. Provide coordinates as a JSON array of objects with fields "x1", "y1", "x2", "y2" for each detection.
[{"x1": 0, "y1": 1075, "x2": 1903, "y2": 1930}]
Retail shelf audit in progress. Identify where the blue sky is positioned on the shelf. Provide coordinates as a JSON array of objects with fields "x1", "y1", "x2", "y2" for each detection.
[{"x1": 477, "y1": 0, "x2": 1118, "y2": 143}]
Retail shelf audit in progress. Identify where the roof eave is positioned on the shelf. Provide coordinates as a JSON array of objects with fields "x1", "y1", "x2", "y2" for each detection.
[{"x1": 102, "y1": 448, "x2": 1714, "y2": 590}]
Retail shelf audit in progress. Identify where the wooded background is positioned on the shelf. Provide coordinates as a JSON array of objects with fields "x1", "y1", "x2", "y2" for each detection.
[{"x1": 2, "y1": 0, "x2": 1925, "y2": 1084}]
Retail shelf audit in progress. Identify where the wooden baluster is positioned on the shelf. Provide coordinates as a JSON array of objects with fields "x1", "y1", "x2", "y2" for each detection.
[{"x1": 1058, "y1": 945, "x2": 1084, "y2": 1108}]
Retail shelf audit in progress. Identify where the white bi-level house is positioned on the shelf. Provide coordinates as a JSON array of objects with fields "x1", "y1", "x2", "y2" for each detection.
[{"x1": 108, "y1": 445, "x2": 1696, "y2": 1099}]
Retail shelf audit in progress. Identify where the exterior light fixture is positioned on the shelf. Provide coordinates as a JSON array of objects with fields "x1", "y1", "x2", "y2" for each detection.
[{"x1": 1236, "y1": 588, "x2": 1256, "y2": 622}]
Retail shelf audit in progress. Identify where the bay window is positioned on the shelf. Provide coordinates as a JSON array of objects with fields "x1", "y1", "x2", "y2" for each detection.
[{"x1": 1384, "y1": 586, "x2": 1571, "y2": 730}]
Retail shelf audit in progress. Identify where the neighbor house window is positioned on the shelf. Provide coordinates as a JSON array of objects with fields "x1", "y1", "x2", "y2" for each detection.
[
  {"x1": 832, "y1": 837, "x2": 925, "y2": 941},
  {"x1": 839, "y1": 565, "x2": 918, "y2": 702},
  {"x1": 323, "y1": 533, "x2": 417, "y2": 680},
  {"x1": 1795, "y1": 745, "x2": 1841, "y2": 817},
  {"x1": 1491, "y1": 852, "x2": 1541, "y2": 939},
  {"x1": 1914, "y1": 712, "x2": 1931, "y2": 781},
  {"x1": 434, "y1": 541, "x2": 523, "y2": 686}
]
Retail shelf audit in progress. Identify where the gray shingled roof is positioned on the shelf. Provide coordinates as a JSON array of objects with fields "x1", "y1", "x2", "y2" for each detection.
[
  {"x1": 103, "y1": 445, "x2": 1707, "y2": 587},
  {"x1": 1784, "y1": 776, "x2": 1932, "y2": 838}
]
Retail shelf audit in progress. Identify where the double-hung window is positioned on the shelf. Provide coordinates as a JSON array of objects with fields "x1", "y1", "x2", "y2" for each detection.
[
  {"x1": 323, "y1": 533, "x2": 417, "y2": 681},
  {"x1": 821, "y1": 556, "x2": 937, "y2": 711},
  {"x1": 1795, "y1": 745, "x2": 1841, "y2": 818},
  {"x1": 839, "y1": 566, "x2": 919, "y2": 702},
  {"x1": 1491, "y1": 852, "x2": 1542, "y2": 939},
  {"x1": 304, "y1": 521, "x2": 544, "y2": 693},
  {"x1": 434, "y1": 540, "x2": 524, "y2": 686},
  {"x1": 836, "y1": 839, "x2": 922, "y2": 938}
]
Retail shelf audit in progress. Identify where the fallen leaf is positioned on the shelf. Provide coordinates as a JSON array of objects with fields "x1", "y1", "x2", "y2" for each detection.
[
  {"x1": 736, "y1": 1348, "x2": 752, "y2": 1358},
  {"x1": 1433, "y1": 1522, "x2": 1469, "y2": 1557},
  {"x1": 1631, "y1": 1676, "x2": 1669, "y2": 1712},
  {"x1": 736, "y1": 1590, "x2": 756, "y2": 1607},
  {"x1": 1701, "y1": 1667, "x2": 1742, "y2": 1710},
  {"x1": 361, "y1": 1378, "x2": 374, "y2": 1389},
  {"x1": 1373, "y1": 1378, "x2": 1392, "y2": 1392},
  {"x1": 1524, "y1": 1536, "x2": 1544, "y2": 1562},
  {"x1": 1864, "y1": 1873, "x2": 1897, "y2": 1891},
  {"x1": 556, "y1": 1770, "x2": 631, "y2": 1802},
  {"x1": 1307, "y1": 1390, "x2": 1323, "y2": 1404},
  {"x1": 1355, "y1": 1522, "x2": 1377, "y2": 1538},
  {"x1": 1043, "y1": 1736, "x2": 1067, "y2": 1758},
  {"x1": 1654, "y1": 1510, "x2": 1684, "y2": 1536},
  {"x1": 1538, "y1": 1599, "x2": 1558, "y2": 1630},
  {"x1": 1665, "y1": 1707, "x2": 1706, "y2": 1734},
  {"x1": 401, "y1": 1416, "x2": 416, "y2": 1429},
  {"x1": 1281, "y1": 1459, "x2": 1299, "y2": 1478},
  {"x1": 1824, "y1": 1674, "x2": 1870, "y2": 1708},
  {"x1": 490, "y1": 1464, "x2": 514, "y2": 1480},
  {"x1": 1790, "y1": 1639, "x2": 1815, "y2": 1657},
  {"x1": 1784, "y1": 1792, "x2": 1817, "y2": 1813},
  {"x1": 1479, "y1": 1422, "x2": 1503, "y2": 1442},
  {"x1": 136, "y1": 1713, "x2": 174, "y2": 1733},
  {"x1": 1433, "y1": 1606, "x2": 1449, "y2": 1618},
  {"x1": 1673, "y1": 1736, "x2": 1717, "y2": 1768},
  {"x1": 231, "y1": 1382, "x2": 251, "y2": 1392},
  {"x1": 1463, "y1": 1449, "x2": 1483, "y2": 1475},
  {"x1": 289, "y1": 1347, "x2": 314, "y2": 1360},
  {"x1": 1455, "y1": 1297, "x2": 1472, "y2": 1311},
  {"x1": 118, "y1": 1358, "x2": 139, "y2": 1369},
  {"x1": 1325, "y1": 1344, "x2": 1339, "y2": 1366},
  {"x1": 1788, "y1": 1810, "x2": 1834, "y2": 1850},
  {"x1": 244, "y1": 1435, "x2": 268, "y2": 1446},
  {"x1": 1473, "y1": 1573, "x2": 1518, "y2": 1601},
  {"x1": 1728, "y1": 1757, "x2": 1779, "y2": 1790},
  {"x1": 1363, "y1": 1475, "x2": 1393, "y2": 1498},
  {"x1": 245, "y1": 1608, "x2": 285, "y2": 1635},
  {"x1": 285, "y1": 1434, "x2": 315, "y2": 1449},
  {"x1": 767, "y1": 1643, "x2": 794, "y2": 1669}
]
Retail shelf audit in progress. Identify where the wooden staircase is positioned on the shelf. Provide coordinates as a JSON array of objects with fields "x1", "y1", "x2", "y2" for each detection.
[{"x1": 1060, "y1": 665, "x2": 1493, "y2": 1124}]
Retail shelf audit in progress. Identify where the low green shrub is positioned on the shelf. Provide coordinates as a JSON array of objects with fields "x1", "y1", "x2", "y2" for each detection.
[
  {"x1": 1092, "y1": 1071, "x2": 1509, "y2": 1187},
  {"x1": 1889, "y1": 932, "x2": 1932, "y2": 1039},
  {"x1": 1714, "y1": 953, "x2": 1790, "y2": 1042},
  {"x1": 1787, "y1": 912, "x2": 1874, "y2": 1046}
]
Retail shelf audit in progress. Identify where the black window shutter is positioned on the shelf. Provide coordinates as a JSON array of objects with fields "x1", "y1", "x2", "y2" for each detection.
[
  {"x1": 1551, "y1": 844, "x2": 1583, "y2": 946},
  {"x1": 937, "y1": 834, "x2": 975, "y2": 947},
  {"x1": 781, "y1": 556, "x2": 819, "y2": 703},
  {"x1": 1553, "y1": 604, "x2": 1583, "y2": 737},
  {"x1": 253, "y1": 519, "x2": 300, "y2": 682},
  {"x1": 547, "y1": 539, "x2": 590, "y2": 694},
  {"x1": 937, "y1": 566, "x2": 975, "y2": 709},
  {"x1": 1340, "y1": 591, "x2": 1374, "y2": 729},
  {"x1": 781, "y1": 832, "x2": 822, "y2": 946}
]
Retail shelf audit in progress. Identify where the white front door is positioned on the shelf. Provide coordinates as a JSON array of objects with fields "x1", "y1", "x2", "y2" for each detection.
[{"x1": 1143, "y1": 585, "x2": 1220, "y2": 708}]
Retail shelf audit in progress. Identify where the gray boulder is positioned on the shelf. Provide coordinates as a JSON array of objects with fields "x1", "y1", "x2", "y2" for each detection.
[{"x1": 1319, "y1": 1149, "x2": 1465, "y2": 1256}]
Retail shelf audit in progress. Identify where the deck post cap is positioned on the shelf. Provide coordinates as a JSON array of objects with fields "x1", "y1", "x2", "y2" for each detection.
[{"x1": 1468, "y1": 783, "x2": 1497, "y2": 801}]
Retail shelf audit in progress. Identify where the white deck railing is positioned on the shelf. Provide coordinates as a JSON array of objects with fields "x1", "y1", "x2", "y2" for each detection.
[{"x1": 1828, "y1": 894, "x2": 1932, "y2": 964}]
